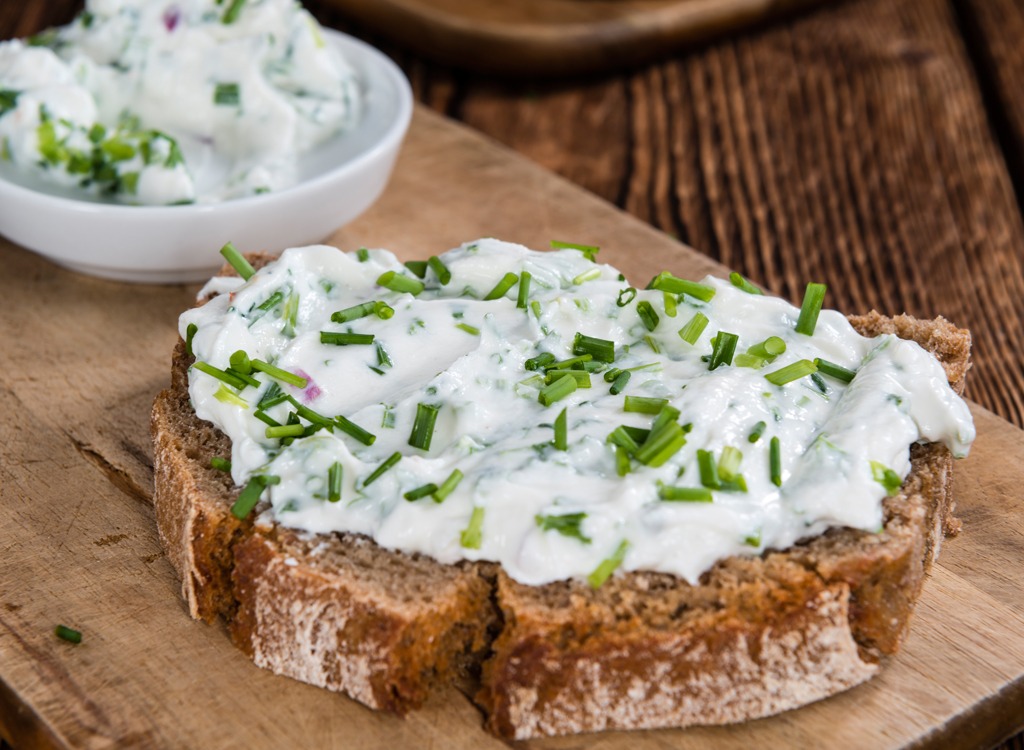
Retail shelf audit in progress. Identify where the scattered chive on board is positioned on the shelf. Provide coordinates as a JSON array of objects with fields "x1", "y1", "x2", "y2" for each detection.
[{"x1": 55, "y1": 625, "x2": 82, "y2": 644}]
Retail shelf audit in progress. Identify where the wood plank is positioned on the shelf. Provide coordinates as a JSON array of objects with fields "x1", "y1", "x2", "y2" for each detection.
[{"x1": 0, "y1": 106, "x2": 1023, "y2": 750}]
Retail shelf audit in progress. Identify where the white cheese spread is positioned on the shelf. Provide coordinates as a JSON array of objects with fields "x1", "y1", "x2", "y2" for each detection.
[
  {"x1": 181, "y1": 239, "x2": 975, "y2": 586},
  {"x1": 0, "y1": 0, "x2": 360, "y2": 204}
]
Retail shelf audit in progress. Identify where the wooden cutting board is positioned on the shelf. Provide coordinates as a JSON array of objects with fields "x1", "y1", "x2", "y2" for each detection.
[
  {"x1": 318, "y1": 0, "x2": 830, "y2": 76},
  {"x1": 1, "y1": 107, "x2": 1022, "y2": 749}
]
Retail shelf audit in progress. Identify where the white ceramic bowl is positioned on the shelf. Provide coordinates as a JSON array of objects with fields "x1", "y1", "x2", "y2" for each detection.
[{"x1": 0, "y1": 30, "x2": 413, "y2": 284}]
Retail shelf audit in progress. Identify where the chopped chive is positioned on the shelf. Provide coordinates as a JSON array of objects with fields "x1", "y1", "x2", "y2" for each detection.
[
  {"x1": 257, "y1": 382, "x2": 286, "y2": 409},
  {"x1": 530, "y1": 299, "x2": 543, "y2": 321},
  {"x1": 193, "y1": 361, "x2": 247, "y2": 390},
  {"x1": 697, "y1": 449, "x2": 721, "y2": 489},
  {"x1": 433, "y1": 469, "x2": 463, "y2": 503},
  {"x1": 331, "y1": 301, "x2": 379, "y2": 323},
  {"x1": 525, "y1": 352, "x2": 556, "y2": 371},
  {"x1": 378, "y1": 270, "x2": 425, "y2": 295},
  {"x1": 55, "y1": 625, "x2": 82, "y2": 644},
  {"x1": 616, "y1": 287, "x2": 637, "y2": 307},
  {"x1": 663, "y1": 291, "x2": 678, "y2": 317},
  {"x1": 427, "y1": 255, "x2": 451, "y2": 285},
  {"x1": 814, "y1": 358, "x2": 857, "y2": 383},
  {"x1": 748, "y1": 421, "x2": 767, "y2": 443},
  {"x1": 643, "y1": 334, "x2": 661, "y2": 354},
  {"x1": 229, "y1": 350, "x2": 252, "y2": 375},
  {"x1": 210, "y1": 456, "x2": 232, "y2": 472},
  {"x1": 376, "y1": 341, "x2": 393, "y2": 368},
  {"x1": 624, "y1": 396, "x2": 668, "y2": 414},
  {"x1": 708, "y1": 331, "x2": 739, "y2": 370},
  {"x1": 455, "y1": 322, "x2": 480, "y2": 335},
  {"x1": 647, "y1": 272, "x2": 716, "y2": 302},
  {"x1": 572, "y1": 267, "x2": 601, "y2": 285},
  {"x1": 553, "y1": 407, "x2": 568, "y2": 450},
  {"x1": 717, "y1": 446, "x2": 743, "y2": 480},
  {"x1": 538, "y1": 373, "x2": 578, "y2": 406},
  {"x1": 221, "y1": 0, "x2": 246, "y2": 24},
  {"x1": 795, "y1": 282, "x2": 827, "y2": 335},
  {"x1": 251, "y1": 359, "x2": 308, "y2": 388},
  {"x1": 603, "y1": 368, "x2": 622, "y2": 382},
  {"x1": 547, "y1": 354, "x2": 593, "y2": 371},
  {"x1": 281, "y1": 292, "x2": 300, "y2": 337},
  {"x1": 607, "y1": 425, "x2": 641, "y2": 455},
  {"x1": 615, "y1": 445, "x2": 631, "y2": 476},
  {"x1": 636, "y1": 300, "x2": 660, "y2": 331},
  {"x1": 404, "y1": 483, "x2": 438, "y2": 501},
  {"x1": 483, "y1": 272, "x2": 519, "y2": 300},
  {"x1": 253, "y1": 409, "x2": 281, "y2": 428},
  {"x1": 870, "y1": 460, "x2": 902, "y2": 496},
  {"x1": 403, "y1": 260, "x2": 428, "y2": 278},
  {"x1": 764, "y1": 359, "x2": 817, "y2": 386},
  {"x1": 729, "y1": 272, "x2": 763, "y2": 295},
  {"x1": 255, "y1": 290, "x2": 284, "y2": 313},
  {"x1": 587, "y1": 540, "x2": 629, "y2": 588},
  {"x1": 650, "y1": 404, "x2": 681, "y2": 433},
  {"x1": 363, "y1": 452, "x2": 401, "y2": 487},
  {"x1": 659, "y1": 485, "x2": 714, "y2": 502},
  {"x1": 219, "y1": 242, "x2": 254, "y2": 281},
  {"x1": 572, "y1": 332, "x2": 615, "y2": 363},
  {"x1": 678, "y1": 312, "x2": 709, "y2": 344},
  {"x1": 356, "y1": 247, "x2": 370, "y2": 262},
  {"x1": 634, "y1": 422, "x2": 687, "y2": 467},
  {"x1": 334, "y1": 415, "x2": 376, "y2": 446},
  {"x1": 328, "y1": 461, "x2": 343, "y2": 502},
  {"x1": 536, "y1": 511, "x2": 591, "y2": 543},
  {"x1": 224, "y1": 367, "x2": 260, "y2": 388},
  {"x1": 409, "y1": 403, "x2": 440, "y2": 451},
  {"x1": 230, "y1": 475, "x2": 279, "y2": 519},
  {"x1": 185, "y1": 323, "x2": 198, "y2": 356},
  {"x1": 320, "y1": 331, "x2": 376, "y2": 346},
  {"x1": 734, "y1": 353, "x2": 766, "y2": 369},
  {"x1": 460, "y1": 506, "x2": 485, "y2": 549},
  {"x1": 544, "y1": 370, "x2": 591, "y2": 387},
  {"x1": 516, "y1": 270, "x2": 532, "y2": 309},
  {"x1": 748, "y1": 336, "x2": 787, "y2": 360},
  {"x1": 551, "y1": 239, "x2": 600, "y2": 261},
  {"x1": 213, "y1": 82, "x2": 240, "y2": 106},
  {"x1": 811, "y1": 372, "x2": 829, "y2": 394},
  {"x1": 266, "y1": 424, "x2": 305, "y2": 439},
  {"x1": 374, "y1": 301, "x2": 395, "y2": 320},
  {"x1": 214, "y1": 385, "x2": 249, "y2": 408},
  {"x1": 770, "y1": 437, "x2": 782, "y2": 487},
  {"x1": 609, "y1": 370, "x2": 631, "y2": 395}
]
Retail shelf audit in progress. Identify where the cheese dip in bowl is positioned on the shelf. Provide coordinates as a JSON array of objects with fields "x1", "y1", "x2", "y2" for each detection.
[{"x1": 0, "y1": 2, "x2": 412, "y2": 282}]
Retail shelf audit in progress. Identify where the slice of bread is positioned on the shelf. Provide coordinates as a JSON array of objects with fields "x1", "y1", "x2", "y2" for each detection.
[{"x1": 151, "y1": 262, "x2": 970, "y2": 738}]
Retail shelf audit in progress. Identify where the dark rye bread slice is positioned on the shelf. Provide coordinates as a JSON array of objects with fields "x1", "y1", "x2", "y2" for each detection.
[{"x1": 151, "y1": 259, "x2": 971, "y2": 738}]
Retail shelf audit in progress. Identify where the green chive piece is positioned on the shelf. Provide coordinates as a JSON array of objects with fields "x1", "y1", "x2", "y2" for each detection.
[
  {"x1": 609, "y1": 370, "x2": 631, "y2": 395},
  {"x1": 409, "y1": 403, "x2": 440, "y2": 451},
  {"x1": 811, "y1": 372, "x2": 829, "y2": 394},
  {"x1": 374, "y1": 301, "x2": 395, "y2": 320},
  {"x1": 697, "y1": 449, "x2": 721, "y2": 489},
  {"x1": 663, "y1": 291, "x2": 678, "y2": 318},
  {"x1": 554, "y1": 407, "x2": 568, "y2": 450},
  {"x1": 230, "y1": 475, "x2": 279, "y2": 519},
  {"x1": 538, "y1": 373, "x2": 578, "y2": 406},
  {"x1": 551, "y1": 239, "x2": 600, "y2": 261},
  {"x1": 525, "y1": 352, "x2": 556, "y2": 371},
  {"x1": 647, "y1": 272, "x2": 716, "y2": 302},
  {"x1": 378, "y1": 270, "x2": 425, "y2": 295},
  {"x1": 404, "y1": 483, "x2": 438, "y2": 501},
  {"x1": 185, "y1": 323, "x2": 198, "y2": 356},
  {"x1": 795, "y1": 282, "x2": 827, "y2": 335},
  {"x1": 364, "y1": 451, "x2": 401, "y2": 487},
  {"x1": 708, "y1": 331, "x2": 739, "y2": 370},
  {"x1": 253, "y1": 409, "x2": 280, "y2": 428},
  {"x1": 214, "y1": 385, "x2": 249, "y2": 408},
  {"x1": 764, "y1": 359, "x2": 818, "y2": 386},
  {"x1": 770, "y1": 437, "x2": 782, "y2": 487},
  {"x1": 283, "y1": 396, "x2": 334, "y2": 428},
  {"x1": 210, "y1": 456, "x2": 232, "y2": 472},
  {"x1": 356, "y1": 247, "x2": 370, "y2": 262},
  {"x1": 718, "y1": 446, "x2": 743, "y2": 481},
  {"x1": 744, "y1": 533, "x2": 762, "y2": 547},
  {"x1": 376, "y1": 341, "x2": 393, "y2": 368},
  {"x1": 636, "y1": 300, "x2": 660, "y2": 331},
  {"x1": 678, "y1": 312, "x2": 709, "y2": 345},
  {"x1": 266, "y1": 424, "x2": 305, "y2": 439},
  {"x1": 536, "y1": 511, "x2": 591, "y2": 543},
  {"x1": 587, "y1": 540, "x2": 629, "y2": 588},
  {"x1": 517, "y1": 271, "x2": 532, "y2": 309},
  {"x1": 224, "y1": 367, "x2": 260, "y2": 388},
  {"x1": 251, "y1": 359, "x2": 308, "y2": 388},
  {"x1": 547, "y1": 354, "x2": 593, "y2": 371},
  {"x1": 433, "y1": 469, "x2": 463, "y2": 503},
  {"x1": 729, "y1": 272, "x2": 763, "y2": 295},
  {"x1": 328, "y1": 462, "x2": 343, "y2": 502},
  {"x1": 460, "y1": 507, "x2": 485, "y2": 549},
  {"x1": 229, "y1": 349, "x2": 252, "y2": 375},
  {"x1": 573, "y1": 332, "x2": 615, "y2": 363},
  {"x1": 748, "y1": 336, "x2": 787, "y2": 360},
  {"x1": 255, "y1": 290, "x2": 283, "y2": 314},
  {"x1": 870, "y1": 460, "x2": 902, "y2": 496},
  {"x1": 734, "y1": 353, "x2": 766, "y2": 369},
  {"x1": 221, "y1": 0, "x2": 246, "y2": 24},
  {"x1": 748, "y1": 421, "x2": 767, "y2": 443},
  {"x1": 814, "y1": 358, "x2": 857, "y2": 383},
  {"x1": 650, "y1": 404, "x2": 681, "y2": 433},
  {"x1": 193, "y1": 361, "x2": 247, "y2": 390},
  {"x1": 320, "y1": 332, "x2": 375, "y2": 346},
  {"x1": 483, "y1": 272, "x2": 519, "y2": 301},
  {"x1": 55, "y1": 625, "x2": 82, "y2": 644},
  {"x1": 331, "y1": 301, "x2": 379, "y2": 324},
  {"x1": 615, "y1": 445, "x2": 631, "y2": 476},
  {"x1": 219, "y1": 242, "x2": 254, "y2": 281},
  {"x1": 334, "y1": 415, "x2": 376, "y2": 446},
  {"x1": 530, "y1": 299, "x2": 543, "y2": 321},
  {"x1": 624, "y1": 396, "x2": 668, "y2": 414},
  {"x1": 634, "y1": 422, "x2": 687, "y2": 467},
  {"x1": 427, "y1": 255, "x2": 451, "y2": 285},
  {"x1": 659, "y1": 485, "x2": 714, "y2": 502},
  {"x1": 572, "y1": 268, "x2": 601, "y2": 285},
  {"x1": 616, "y1": 287, "x2": 637, "y2": 307},
  {"x1": 544, "y1": 370, "x2": 591, "y2": 387},
  {"x1": 455, "y1": 322, "x2": 480, "y2": 335},
  {"x1": 403, "y1": 260, "x2": 428, "y2": 278},
  {"x1": 213, "y1": 82, "x2": 240, "y2": 106},
  {"x1": 607, "y1": 425, "x2": 641, "y2": 456}
]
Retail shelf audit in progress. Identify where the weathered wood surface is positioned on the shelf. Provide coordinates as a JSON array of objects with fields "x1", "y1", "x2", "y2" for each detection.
[{"x1": 1, "y1": 105, "x2": 1023, "y2": 750}]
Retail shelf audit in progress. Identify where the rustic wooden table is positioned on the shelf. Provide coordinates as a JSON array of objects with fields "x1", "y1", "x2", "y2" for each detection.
[{"x1": 2, "y1": 1, "x2": 1022, "y2": 748}]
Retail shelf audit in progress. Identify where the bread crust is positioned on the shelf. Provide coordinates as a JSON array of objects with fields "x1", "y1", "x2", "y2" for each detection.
[{"x1": 151, "y1": 284, "x2": 971, "y2": 738}]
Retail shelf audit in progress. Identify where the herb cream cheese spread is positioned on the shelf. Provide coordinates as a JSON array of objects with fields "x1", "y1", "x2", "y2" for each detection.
[
  {"x1": 0, "y1": 0, "x2": 360, "y2": 204},
  {"x1": 181, "y1": 239, "x2": 975, "y2": 586}
]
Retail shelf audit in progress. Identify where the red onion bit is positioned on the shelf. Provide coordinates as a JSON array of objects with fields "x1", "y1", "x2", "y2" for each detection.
[{"x1": 162, "y1": 6, "x2": 180, "y2": 32}]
